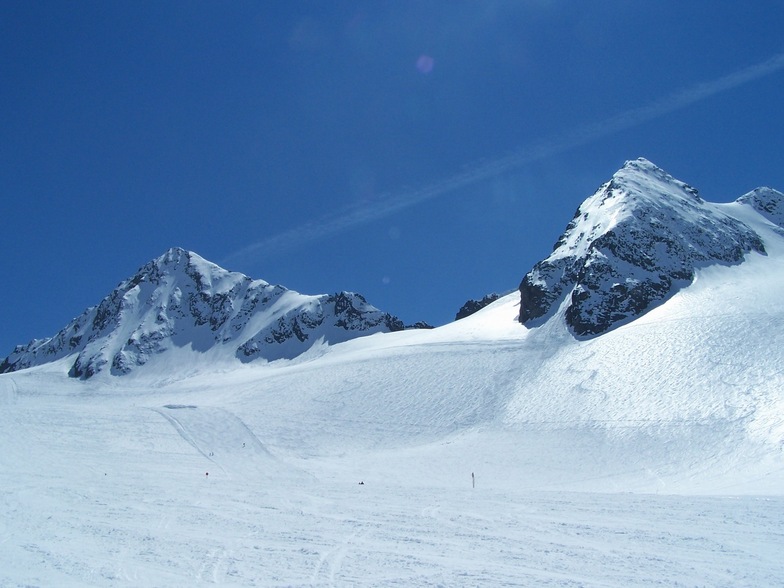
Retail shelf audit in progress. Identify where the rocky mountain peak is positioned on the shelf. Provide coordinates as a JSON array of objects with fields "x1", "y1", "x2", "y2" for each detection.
[
  {"x1": 519, "y1": 158, "x2": 766, "y2": 337},
  {"x1": 130, "y1": 247, "x2": 251, "y2": 293},
  {"x1": 1, "y1": 249, "x2": 405, "y2": 378},
  {"x1": 736, "y1": 187, "x2": 784, "y2": 228},
  {"x1": 455, "y1": 293, "x2": 501, "y2": 321},
  {"x1": 614, "y1": 157, "x2": 701, "y2": 200}
]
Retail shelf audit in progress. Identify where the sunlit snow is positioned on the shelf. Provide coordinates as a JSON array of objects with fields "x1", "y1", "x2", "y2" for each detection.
[{"x1": 2, "y1": 183, "x2": 784, "y2": 586}]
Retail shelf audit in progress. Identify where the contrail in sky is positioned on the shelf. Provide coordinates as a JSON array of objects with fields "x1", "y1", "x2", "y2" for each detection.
[{"x1": 225, "y1": 51, "x2": 784, "y2": 266}]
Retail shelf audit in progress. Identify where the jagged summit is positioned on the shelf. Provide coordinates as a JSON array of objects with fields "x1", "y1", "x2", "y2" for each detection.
[
  {"x1": 0, "y1": 248, "x2": 404, "y2": 378},
  {"x1": 518, "y1": 158, "x2": 767, "y2": 336},
  {"x1": 133, "y1": 246, "x2": 261, "y2": 292},
  {"x1": 5, "y1": 160, "x2": 782, "y2": 377}
]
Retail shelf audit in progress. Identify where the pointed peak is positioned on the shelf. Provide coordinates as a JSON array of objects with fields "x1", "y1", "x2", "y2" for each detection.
[
  {"x1": 620, "y1": 157, "x2": 660, "y2": 173},
  {"x1": 146, "y1": 247, "x2": 221, "y2": 275},
  {"x1": 155, "y1": 246, "x2": 197, "y2": 267},
  {"x1": 118, "y1": 248, "x2": 242, "y2": 296},
  {"x1": 162, "y1": 245, "x2": 189, "y2": 259},
  {"x1": 605, "y1": 158, "x2": 701, "y2": 203},
  {"x1": 124, "y1": 248, "x2": 188, "y2": 284},
  {"x1": 519, "y1": 157, "x2": 765, "y2": 337}
]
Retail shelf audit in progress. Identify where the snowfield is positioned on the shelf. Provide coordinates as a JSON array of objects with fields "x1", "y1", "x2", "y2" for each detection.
[
  {"x1": 1, "y1": 378, "x2": 783, "y2": 587},
  {"x1": 3, "y1": 187, "x2": 784, "y2": 585}
]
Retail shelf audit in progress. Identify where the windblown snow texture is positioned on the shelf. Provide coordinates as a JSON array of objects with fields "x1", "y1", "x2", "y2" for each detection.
[
  {"x1": 518, "y1": 158, "x2": 769, "y2": 336},
  {"x1": 0, "y1": 248, "x2": 404, "y2": 378}
]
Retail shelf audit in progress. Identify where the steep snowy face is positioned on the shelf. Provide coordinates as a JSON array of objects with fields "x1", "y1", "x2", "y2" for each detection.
[
  {"x1": 519, "y1": 158, "x2": 766, "y2": 336},
  {"x1": 0, "y1": 247, "x2": 404, "y2": 378}
]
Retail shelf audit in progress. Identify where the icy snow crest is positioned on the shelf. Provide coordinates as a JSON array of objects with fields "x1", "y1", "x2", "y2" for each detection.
[
  {"x1": 519, "y1": 158, "x2": 768, "y2": 336},
  {"x1": 0, "y1": 247, "x2": 404, "y2": 378}
]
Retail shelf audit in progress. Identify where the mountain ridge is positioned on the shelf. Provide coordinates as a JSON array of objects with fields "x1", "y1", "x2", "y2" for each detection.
[
  {"x1": 3, "y1": 158, "x2": 783, "y2": 378},
  {"x1": 3, "y1": 159, "x2": 784, "y2": 588},
  {"x1": 518, "y1": 158, "x2": 778, "y2": 337},
  {"x1": 1, "y1": 247, "x2": 405, "y2": 378}
]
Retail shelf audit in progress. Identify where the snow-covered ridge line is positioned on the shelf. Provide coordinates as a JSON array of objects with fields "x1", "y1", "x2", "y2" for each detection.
[
  {"x1": 3, "y1": 158, "x2": 783, "y2": 376},
  {"x1": 3, "y1": 160, "x2": 784, "y2": 587},
  {"x1": 518, "y1": 157, "x2": 782, "y2": 337},
  {"x1": 0, "y1": 247, "x2": 405, "y2": 378}
]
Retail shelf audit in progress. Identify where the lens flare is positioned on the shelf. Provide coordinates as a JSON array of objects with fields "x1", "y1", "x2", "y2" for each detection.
[{"x1": 416, "y1": 54, "x2": 435, "y2": 74}]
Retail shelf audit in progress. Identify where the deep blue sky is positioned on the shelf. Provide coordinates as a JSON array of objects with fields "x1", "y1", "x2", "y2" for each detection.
[{"x1": 2, "y1": 1, "x2": 784, "y2": 355}]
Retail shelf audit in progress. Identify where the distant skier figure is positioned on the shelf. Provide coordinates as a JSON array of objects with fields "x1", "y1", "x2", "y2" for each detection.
[
  {"x1": 472, "y1": 472, "x2": 475, "y2": 489},
  {"x1": 359, "y1": 481, "x2": 364, "y2": 485},
  {"x1": 242, "y1": 442, "x2": 245, "y2": 448}
]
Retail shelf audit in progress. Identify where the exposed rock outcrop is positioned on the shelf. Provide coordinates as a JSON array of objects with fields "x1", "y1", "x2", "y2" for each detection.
[
  {"x1": 519, "y1": 158, "x2": 768, "y2": 337},
  {"x1": 1, "y1": 248, "x2": 405, "y2": 377}
]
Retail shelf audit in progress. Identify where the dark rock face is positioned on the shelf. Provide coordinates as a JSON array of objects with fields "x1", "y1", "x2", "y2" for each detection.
[
  {"x1": 736, "y1": 187, "x2": 784, "y2": 228},
  {"x1": 519, "y1": 158, "x2": 768, "y2": 337},
  {"x1": 1, "y1": 247, "x2": 406, "y2": 378},
  {"x1": 455, "y1": 294, "x2": 501, "y2": 321},
  {"x1": 405, "y1": 321, "x2": 435, "y2": 330},
  {"x1": 236, "y1": 291, "x2": 405, "y2": 362}
]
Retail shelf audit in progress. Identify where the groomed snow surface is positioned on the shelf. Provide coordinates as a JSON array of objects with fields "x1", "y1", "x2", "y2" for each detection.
[{"x1": 3, "y1": 205, "x2": 784, "y2": 586}]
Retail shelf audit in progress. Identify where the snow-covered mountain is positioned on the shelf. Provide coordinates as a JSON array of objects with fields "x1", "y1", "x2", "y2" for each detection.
[
  {"x1": 0, "y1": 247, "x2": 404, "y2": 378},
  {"x1": 4, "y1": 158, "x2": 784, "y2": 377},
  {"x1": 2, "y1": 158, "x2": 784, "y2": 586},
  {"x1": 519, "y1": 158, "x2": 774, "y2": 336}
]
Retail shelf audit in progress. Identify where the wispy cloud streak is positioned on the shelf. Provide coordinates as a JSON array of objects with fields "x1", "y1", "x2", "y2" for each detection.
[{"x1": 225, "y1": 51, "x2": 784, "y2": 266}]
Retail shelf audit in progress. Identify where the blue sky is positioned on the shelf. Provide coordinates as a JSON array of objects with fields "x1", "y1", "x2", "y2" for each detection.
[{"x1": 2, "y1": 1, "x2": 784, "y2": 355}]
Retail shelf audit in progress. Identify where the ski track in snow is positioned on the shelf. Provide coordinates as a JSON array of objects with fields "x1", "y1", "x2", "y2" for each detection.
[
  {"x1": 1, "y1": 384, "x2": 783, "y2": 587},
  {"x1": 3, "y1": 204, "x2": 784, "y2": 585}
]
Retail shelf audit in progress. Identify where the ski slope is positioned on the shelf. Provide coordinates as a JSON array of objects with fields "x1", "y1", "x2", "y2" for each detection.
[
  {"x1": 2, "y1": 204, "x2": 784, "y2": 585},
  {"x1": 1, "y1": 381, "x2": 782, "y2": 587}
]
